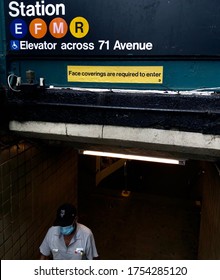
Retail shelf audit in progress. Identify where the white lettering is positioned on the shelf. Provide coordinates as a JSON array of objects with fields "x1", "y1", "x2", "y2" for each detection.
[
  {"x1": 9, "y1": 1, "x2": 19, "y2": 17},
  {"x1": 20, "y1": 41, "x2": 57, "y2": 50},
  {"x1": 34, "y1": 23, "x2": 42, "y2": 35},
  {"x1": 113, "y1": 40, "x2": 153, "y2": 51},
  {"x1": 45, "y1": 4, "x2": 55, "y2": 16},
  {"x1": 15, "y1": 23, "x2": 22, "y2": 34},
  {"x1": 26, "y1": 4, "x2": 35, "y2": 17},
  {"x1": 9, "y1": 1, "x2": 65, "y2": 17},
  {"x1": 61, "y1": 42, "x2": 95, "y2": 51},
  {"x1": 53, "y1": 22, "x2": 64, "y2": 34}
]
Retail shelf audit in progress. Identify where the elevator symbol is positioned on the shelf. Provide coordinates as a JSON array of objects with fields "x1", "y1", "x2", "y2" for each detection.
[{"x1": 10, "y1": 40, "x2": 20, "y2": 50}]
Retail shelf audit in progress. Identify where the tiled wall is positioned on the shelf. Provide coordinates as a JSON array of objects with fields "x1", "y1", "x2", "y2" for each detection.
[
  {"x1": 198, "y1": 161, "x2": 220, "y2": 259},
  {"x1": 0, "y1": 141, "x2": 78, "y2": 259}
]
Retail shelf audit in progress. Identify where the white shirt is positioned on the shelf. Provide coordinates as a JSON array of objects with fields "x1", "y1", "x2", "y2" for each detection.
[{"x1": 39, "y1": 223, "x2": 98, "y2": 260}]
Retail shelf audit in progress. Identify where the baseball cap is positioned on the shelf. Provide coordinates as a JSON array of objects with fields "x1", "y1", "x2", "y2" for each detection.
[{"x1": 53, "y1": 203, "x2": 77, "y2": 227}]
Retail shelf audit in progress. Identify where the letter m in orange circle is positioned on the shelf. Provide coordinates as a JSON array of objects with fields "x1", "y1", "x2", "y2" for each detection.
[{"x1": 49, "y1": 18, "x2": 68, "y2": 38}]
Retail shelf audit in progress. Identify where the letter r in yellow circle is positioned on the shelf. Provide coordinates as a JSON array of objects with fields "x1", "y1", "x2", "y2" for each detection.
[{"x1": 70, "y1": 17, "x2": 89, "y2": 38}]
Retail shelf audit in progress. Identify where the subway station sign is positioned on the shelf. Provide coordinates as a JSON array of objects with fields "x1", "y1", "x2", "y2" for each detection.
[{"x1": 6, "y1": 0, "x2": 220, "y2": 57}]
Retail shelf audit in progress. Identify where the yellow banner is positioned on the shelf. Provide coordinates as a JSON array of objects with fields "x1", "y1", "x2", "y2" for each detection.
[{"x1": 67, "y1": 66, "x2": 163, "y2": 84}]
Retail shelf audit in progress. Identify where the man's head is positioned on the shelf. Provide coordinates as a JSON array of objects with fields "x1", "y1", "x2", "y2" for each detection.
[{"x1": 53, "y1": 203, "x2": 77, "y2": 227}]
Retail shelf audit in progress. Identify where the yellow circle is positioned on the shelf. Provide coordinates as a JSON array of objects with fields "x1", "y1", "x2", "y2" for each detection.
[{"x1": 70, "y1": 17, "x2": 89, "y2": 38}]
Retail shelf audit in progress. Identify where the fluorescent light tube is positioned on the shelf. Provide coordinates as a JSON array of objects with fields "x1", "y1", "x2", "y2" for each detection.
[{"x1": 81, "y1": 150, "x2": 185, "y2": 165}]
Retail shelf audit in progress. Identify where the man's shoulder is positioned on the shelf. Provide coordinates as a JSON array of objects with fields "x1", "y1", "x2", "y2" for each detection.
[
  {"x1": 46, "y1": 226, "x2": 60, "y2": 236},
  {"x1": 77, "y1": 223, "x2": 93, "y2": 235}
]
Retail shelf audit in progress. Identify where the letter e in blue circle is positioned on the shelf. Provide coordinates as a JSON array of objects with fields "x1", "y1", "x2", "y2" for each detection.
[{"x1": 10, "y1": 19, "x2": 27, "y2": 39}]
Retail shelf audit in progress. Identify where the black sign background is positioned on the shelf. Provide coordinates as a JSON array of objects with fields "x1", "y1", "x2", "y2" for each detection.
[{"x1": 5, "y1": 0, "x2": 220, "y2": 57}]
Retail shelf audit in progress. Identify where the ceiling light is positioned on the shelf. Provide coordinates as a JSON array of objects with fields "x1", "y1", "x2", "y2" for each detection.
[{"x1": 81, "y1": 150, "x2": 185, "y2": 165}]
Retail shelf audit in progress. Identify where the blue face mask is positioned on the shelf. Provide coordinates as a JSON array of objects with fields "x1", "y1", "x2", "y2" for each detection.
[{"x1": 60, "y1": 224, "x2": 75, "y2": 235}]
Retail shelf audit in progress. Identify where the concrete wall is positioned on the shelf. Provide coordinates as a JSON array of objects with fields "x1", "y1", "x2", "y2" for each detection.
[
  {"x1": 0, "y1": 140, "x2": 78, "y2": 259},
  {"x1": 198, "y1": 162, "x2": 220, "y2": 259}
]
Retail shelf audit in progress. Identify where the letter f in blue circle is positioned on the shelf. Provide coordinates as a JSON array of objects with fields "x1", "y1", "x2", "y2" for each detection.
[{"x1": 10, "y1": 19, "x2": 27, "y2": 39}]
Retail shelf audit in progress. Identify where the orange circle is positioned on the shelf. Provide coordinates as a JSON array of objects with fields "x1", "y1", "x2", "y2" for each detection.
[
  {"x1": 29, "y1": 18, "x2": 47, "y2": 39},
  {"x1": 49, "y1": 18, "x2": 68, "y2": 38}
]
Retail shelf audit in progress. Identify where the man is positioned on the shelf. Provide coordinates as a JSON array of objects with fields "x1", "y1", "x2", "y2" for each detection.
[{"x1": 39, "y1": 203, "x2": 98, "y2": 260}]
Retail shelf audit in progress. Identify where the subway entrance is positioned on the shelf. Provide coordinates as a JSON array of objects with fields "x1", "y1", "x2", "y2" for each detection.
[
  {"x1": 1, "y1": 136, "x2": 220, "y2": 260},
  {"x1": 78, "y1": 155, "x2": 202, "y2": 260}
]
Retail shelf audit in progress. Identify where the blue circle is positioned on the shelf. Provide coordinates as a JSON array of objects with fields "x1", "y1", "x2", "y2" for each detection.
[{"x1": 10, "y1": 19, "x2": 28, "y2": 39}]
